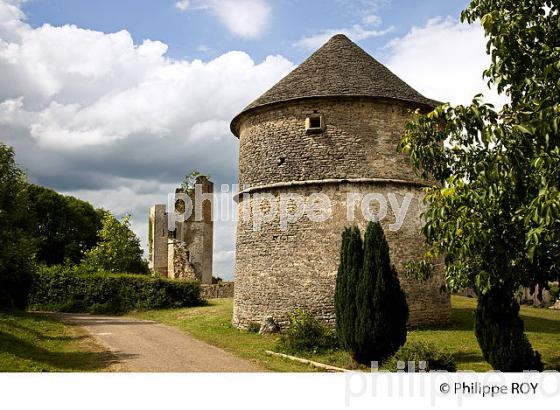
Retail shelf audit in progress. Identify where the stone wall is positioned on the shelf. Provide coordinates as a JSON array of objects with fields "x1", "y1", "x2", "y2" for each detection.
[
  {"x1": 148, "y1": 176, "x2": 213, "y2": 284},
  {"x1": 148, "y1": 205, "x2": 168, "y2": 277},
  {"x1": 201, "y1": 282, "x2": 235, "y2": 299},
  {"x1": 233, "y1": 97, "x2": 451, "y2": 329},
  {"x1": 167, "y1": 240, "x2": 197, "y2": 280},
  {"x1": 234, "y1": 182, "x2": 451, "y2": 329},
  {"x1": 237, "y1": 97, "x2": 430, "y2": 189}
]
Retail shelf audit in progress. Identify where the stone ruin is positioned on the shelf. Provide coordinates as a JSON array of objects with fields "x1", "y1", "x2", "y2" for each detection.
[{"x1": 148, "y1": 176, "x2": 213, "y2": 284}]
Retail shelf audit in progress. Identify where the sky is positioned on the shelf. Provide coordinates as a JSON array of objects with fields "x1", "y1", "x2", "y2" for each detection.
[{"x1": 0, "y1": 0, "x2": 506, "y2": 279}]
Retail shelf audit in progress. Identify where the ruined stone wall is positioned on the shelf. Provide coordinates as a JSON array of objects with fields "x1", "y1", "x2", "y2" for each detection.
[
  {"x1": 201, "y1": 282, "x2": 234, "y2": 299},
  {"x1": 167, "y1": 240, "x2": 197, "y2": 281},
  {"x1": 148, "y1": 205, "x2": 168, "y2": 277},
  {"x1": 149, "y1": 177, "x2": 213, "y2": 283},
  {"x1": 233, "y1": 97, "x2": 450, "y2": 329},
  {"x1": 181, "y1": 177, "x2": 214, "y2": 284}
]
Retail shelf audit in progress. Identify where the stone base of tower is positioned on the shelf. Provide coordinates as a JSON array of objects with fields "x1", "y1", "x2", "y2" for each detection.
[{"x1": 232, "y1": 181, "x2": 451, "y2": 330}]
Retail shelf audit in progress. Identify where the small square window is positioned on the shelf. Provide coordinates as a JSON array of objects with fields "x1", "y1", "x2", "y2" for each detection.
[
  {"x1": 309, "y1": 117, "x2": 321, "y2": 128},
  {"x1": 306, "y1": 115, "x2": 324, "y2": 133}
]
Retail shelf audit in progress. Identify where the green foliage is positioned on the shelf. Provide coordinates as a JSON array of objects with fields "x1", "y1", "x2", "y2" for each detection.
[
  {"x1": 398, "y1": 0, "x2": 558, "y2": 371},
  {"x1": 383, "y1": 341, "x2": 457, "y2": 372},
  {"x1": 399, "y1": 0, "x2": 560, "y2": 296},
  {"x1": 26, "y1": 184, "x2": 103, "y2": 266},
  {"x1": 246, "y1": 322, "x2": 260, "y2": 333},
  {"x1": 277, "y1": 309, "x2": 338, "y2": 354},
  {"x1": 335, "y1": 226, "x2": 363, "y2": 352},
  {"x1": 181, "y1": 171, "x2": 207, "y2": 192},
  {"x1": 28, "y1": 265, "x2": 202, "y2": 314},
  {"x1": 83, "y1": 213, "x2": 149, "y2": 274},
  {"x1": 0, "y1": 143, "x2": 34, "y2": 309},
  {"x1": 475, "y1": 287, "x2": 543, "y2": 371},
  {"x1": 356, "y1": 222, "x2": 408, "y2": 363},
  {"x1": 335, "y1": 223, "x2": 408, "y2": 364}
]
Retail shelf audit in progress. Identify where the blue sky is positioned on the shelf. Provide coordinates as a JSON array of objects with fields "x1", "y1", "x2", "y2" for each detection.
[
  {"x1": 21, "y1": 0, "x2": 468, "y2": 64},
  {"x1": 1, "y1": 0, "x2": 498, "y2": 279}
]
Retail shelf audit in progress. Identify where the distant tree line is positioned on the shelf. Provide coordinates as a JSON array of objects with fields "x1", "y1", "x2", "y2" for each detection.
[{"x1": 0, "y1": 142, "x2": 148, "y2": 310}]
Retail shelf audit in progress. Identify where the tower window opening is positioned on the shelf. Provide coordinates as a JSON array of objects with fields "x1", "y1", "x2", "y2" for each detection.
[{"x1": 306, "y1": 114, "x2": 324, "y2": 133}]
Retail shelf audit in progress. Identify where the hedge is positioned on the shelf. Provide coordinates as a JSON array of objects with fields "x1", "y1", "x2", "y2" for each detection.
[{"x1": 28, "y1": 266, "x2": 202, "y2": 314}]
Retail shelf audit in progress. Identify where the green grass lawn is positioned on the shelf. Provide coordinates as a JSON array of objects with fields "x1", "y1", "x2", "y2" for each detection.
[
  {"x1": 0, "y1": 312, "x2": 113, "y2": 372},
  {"x1": 132, "y1": 295, "x2": 560, "y2": 372}
]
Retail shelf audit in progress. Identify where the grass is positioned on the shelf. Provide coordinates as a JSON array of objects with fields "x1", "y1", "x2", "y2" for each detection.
[
  {"x1": 132, "y1": 295, "x2": 560, "y2": 372},
  {"x1": 0, "y1": 311, "x2": 114, "y2": 372}
]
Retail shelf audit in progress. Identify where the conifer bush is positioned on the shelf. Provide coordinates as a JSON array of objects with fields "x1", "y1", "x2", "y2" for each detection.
[
  {"x1": 335, "y1": 226, "x2": 363, "y2": 352},
  {"x1": 335, "y1": 222, "x2": 409, "y2": 364},
  {"x1": 475, "y1": 287, "x2": 543, "y2": 371}
]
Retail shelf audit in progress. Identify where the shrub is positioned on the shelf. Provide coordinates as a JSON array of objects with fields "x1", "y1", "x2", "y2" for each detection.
[
  {"x1": 28, "y1": 265, "x2": 202, "y2": 314},
  {"x1": 336, "y1": 222, "x2": 408, "y2": 364},
  {"x1": 246, "y1": 322, "x2": 260, "y2": 333},
  {"x1": 356, "y1": 222, "x2": 408, "y2": 363},
  {"x1": 383, "y1": 342, "x2": 457, "y2": 372},
  {"x1": 277, "y1": 309, "x2": 337, "y2": 354},
  {"x1": 475, "y1": 286, "x2": 543, "y2": 371},
  {"x1": 335, "y1": 226, "x2": 363, "y2": 353}
]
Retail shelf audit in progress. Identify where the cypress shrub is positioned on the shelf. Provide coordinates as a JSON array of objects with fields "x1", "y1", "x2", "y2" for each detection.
[
  {"x1": 475, "y1": 287, "x2": 543, "y2": 371},
  {"x1": 28, "y1": 265, "x2": 202, "y2": 314},
  {"x1": 355, "y1": 221, "x2": 408, "y2": 363},
  {"x1": 335, "y1": 226, "x2": 363, "y2": 351},
  {"x1": 335, "y1": 222, "x2": 408, "y2": 364}
]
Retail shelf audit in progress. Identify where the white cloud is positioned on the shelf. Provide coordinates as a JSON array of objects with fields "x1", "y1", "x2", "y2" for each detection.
[
  {"x1": 294, "y1": 25, "x2": 394, "y2": 50},
  {"x1": 294, "y1": 0, "x2": 392, "y2": 50},
  {"x1": 177, "y1": 0, "x2": 271, "y2": 39},
  {"x1": 175, "y1": 0, "x2": 190, "y2": 11},
  {"x1": 0, "y1": 0, "x2": 294, "y2": 278},
  {"x1": 0, "y1": 18, "x2": 293, "y2": 149},
  {"x1": 362, "y1": 14, "x2": 382, "y2": 26},
  {"x1": 207, "y1": 0, "x2": 270, "y2": 39},
  {"x1": 384, "y1": 17, "x2": 508, "y2": 107}
]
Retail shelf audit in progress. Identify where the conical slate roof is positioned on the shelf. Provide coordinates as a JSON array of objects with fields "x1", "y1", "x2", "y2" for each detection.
[{"x1": 231, "y1": 34, "x2": 438, "y2": 137}]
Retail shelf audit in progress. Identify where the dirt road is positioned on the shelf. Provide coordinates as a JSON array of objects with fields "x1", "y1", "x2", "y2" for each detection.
[{"x1": 54, "y1": 313, "x2": 262, "y2": 372}]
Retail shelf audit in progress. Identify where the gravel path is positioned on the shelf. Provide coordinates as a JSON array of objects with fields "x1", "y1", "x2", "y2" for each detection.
[{"x1": 54, "y1": 313, "x2": 262, "y2": 372}]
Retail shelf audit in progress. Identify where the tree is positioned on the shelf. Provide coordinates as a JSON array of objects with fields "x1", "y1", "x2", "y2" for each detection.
[
  {"x1": 335, "y1": 223, "x2": 408, "y2": 364},
  {"x1": 83, "y1": 213, "x2": 149, "y2": 274},
  {"x1": 335, "y1": 226, "x2": 363, "y2": 352},
  {"x1": 0, "y1": 143, "x2": 34, "y2": 309},
  {"x1": 355, "y1": 222, "x2": 408, "y2": 364},
  {"x1": 475, "y1": 286, "x2": 542, "y2": 371},
  {"x1": 26, "y1": 184, "x2": 103, "y2": 266},
  {"x1": 399, "y1": 0, "x2": 558, "y2": 370}
]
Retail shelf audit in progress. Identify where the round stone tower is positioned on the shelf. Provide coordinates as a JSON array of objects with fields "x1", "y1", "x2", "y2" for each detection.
[{"x1": 230, "y1": 34, "x2": 451, "y2": 329}]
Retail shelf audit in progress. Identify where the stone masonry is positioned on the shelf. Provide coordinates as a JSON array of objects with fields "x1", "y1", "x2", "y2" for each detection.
[
  {"x1": 148, "y1": 176, "x2": 213, "y2": 284},
  {"x1": 230, "y1": 34, "x2": 451, "y2": 329}
]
